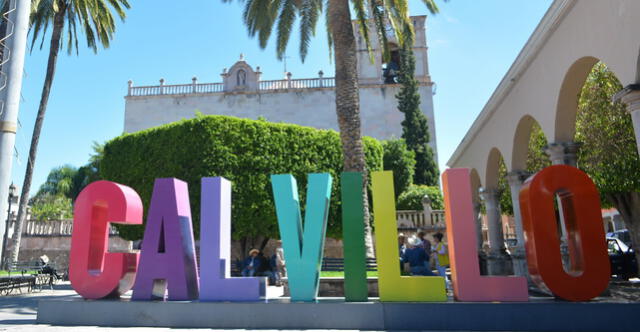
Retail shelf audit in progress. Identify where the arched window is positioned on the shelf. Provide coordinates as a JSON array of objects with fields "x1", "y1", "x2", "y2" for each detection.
[
  {"x1": 237, "y1": 69, "x2": 247, "y2": 86},
  {"x1": 382, "y1": 47, "x2": 401, "y2": 84}
]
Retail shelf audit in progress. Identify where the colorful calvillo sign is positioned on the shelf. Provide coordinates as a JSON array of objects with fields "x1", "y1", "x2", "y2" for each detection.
[{"x1": 69, "y1": 166, "x2": 610, "y2": 303}]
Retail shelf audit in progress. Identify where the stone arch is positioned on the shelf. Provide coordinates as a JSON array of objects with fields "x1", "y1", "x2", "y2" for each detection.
[
  {"x1": 511, "y1": 115, "x2": 545, "y2": 171},
  {"x1": 237, "y1": 69, "x2": 247, "y2": 86},
  {"x1": 554, "y1": 56, "x2": 600, "y2": 142},
  {"x1": 470, "y1": 168, "x2": 482, "y2": 201},
  {"x1": 484, "y1": 147, "x2": 507, "y2": 189},
  {"x1": 636, "y1": 45, "x2": 640, "y2": 83}
]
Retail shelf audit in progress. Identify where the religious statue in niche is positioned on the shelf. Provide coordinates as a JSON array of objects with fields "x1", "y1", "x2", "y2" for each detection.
[{"x1": 237, "y1": 69, "x2": 247, "y2": 86}]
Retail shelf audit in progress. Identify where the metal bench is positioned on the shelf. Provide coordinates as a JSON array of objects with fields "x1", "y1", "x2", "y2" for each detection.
[
  {"x1": 5, "y1": 261, "x2": 56, "y2": 293},
  {"x1": 321, "y1": 257, "x2": 377, "y2": 272}
]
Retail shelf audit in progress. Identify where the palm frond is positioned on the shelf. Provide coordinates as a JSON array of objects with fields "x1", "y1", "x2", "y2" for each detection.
[
  {"x1": 29, "y1": 0, "x2": 130, "y2": 55},
  {"x1": 352, "y1": 0, "x2": 373, "y2": 63},
  {"x1": 275, "y1": 0, "x2": 296, "y2": 60},
  {"x1": 324, "y1": 0, "x2": 332, "y2": 61},
  {"x1": 369, "y1": 0, "x2": 389, "y2": 61},
  {"x1": 299, "y1": 0, "x2": 321, "y2": 62},
  {"x1": 227, "y1": 0, "x2": 446, "y2": 63},
  {"x1": 421, "y1": 0, "x2": 441, "y2": 14}
]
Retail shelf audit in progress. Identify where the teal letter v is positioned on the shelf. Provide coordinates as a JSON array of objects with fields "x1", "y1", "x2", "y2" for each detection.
[{"x1": 271, "y1": 173, "x2": 332, "y2": 302}]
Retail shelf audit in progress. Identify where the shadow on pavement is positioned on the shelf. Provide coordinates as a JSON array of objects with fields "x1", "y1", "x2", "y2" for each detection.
[
  {"x1": 0, "y1": 318, "x2": 36, "y2": 325},
  {"x1": 0, "y1": 282, "x2": 79, "y2": 323}
]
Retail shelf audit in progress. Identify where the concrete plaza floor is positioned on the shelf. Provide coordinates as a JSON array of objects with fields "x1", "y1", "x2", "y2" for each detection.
[
  {"x1": 0, "y1": 282, "x2": 333, "y2": 332},
  {"x1": 2, "y1": 280, "x2": 640, "y2": 331}
]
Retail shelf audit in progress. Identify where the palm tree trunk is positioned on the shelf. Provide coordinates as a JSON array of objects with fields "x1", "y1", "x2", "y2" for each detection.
[
  {"x1": 9, "y1": 6, "x2": 66, "y2": 265},
  {"x1": 328, "y1": 0, "x2": 374, "y2": 258}
]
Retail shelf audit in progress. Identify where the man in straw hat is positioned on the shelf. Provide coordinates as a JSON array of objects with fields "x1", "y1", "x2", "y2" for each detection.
[
  {"x1": 402, "y1": 236, "x2": 434, "y2": 276},
  {"x1": 241, "y1": 249, "x2": 262, "y2": 277}
]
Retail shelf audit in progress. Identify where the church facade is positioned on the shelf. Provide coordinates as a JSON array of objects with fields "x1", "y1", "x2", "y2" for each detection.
[{"x1": 123, "y1": 15, "x2": 438, "y2": 163}]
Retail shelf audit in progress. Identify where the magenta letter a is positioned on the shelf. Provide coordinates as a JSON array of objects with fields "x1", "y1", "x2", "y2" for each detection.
[{"x1": 131, "y1": 178, "x2": 199, "y2": 301}]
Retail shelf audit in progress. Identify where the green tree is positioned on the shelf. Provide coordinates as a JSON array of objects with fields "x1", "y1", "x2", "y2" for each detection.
[
  {"x1": 525, "y1": 123, "x2": 551, "y2": 173},
  {"x1": 72, "y1": 141, "x2": 104, "y2": 198},
  {"x1": 34, "y1": 142, "x2": 103, "y2": 203},
  {"x1": 382, "y1": 139, "x2": 415, "y2": 200},
  {"x1": 231, "y1": 0, "x2": 444, "y2": 256},
  {"x1": 498, "y1": 122, "x2": 551, "y2": 217},
  {"x1": 575, "y1": 63, "x2": 640, "y2": 271},
  {"x1": 497, "y1": 159, "x2": 512, "y2": 216},
  {"x1": 11, "y1": 0, "x2": 131, "y2": 264},
  {"x1": 397, "y1": 42, "x2": 439, "y2": 186},
  {"x1": 35, "y1": 165, "x2": 78, "y2": 198},
  {"x1": 29, "y1": 193, "x2": 73, "y2": 221},
  {"x1": 518, "y1": 63, "x2": 640, "y2": 271}
]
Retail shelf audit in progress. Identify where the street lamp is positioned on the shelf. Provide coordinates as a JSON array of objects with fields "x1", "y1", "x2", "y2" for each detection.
[{"x1": 2, "y1": 183, "x2": 17, "y2": 269}]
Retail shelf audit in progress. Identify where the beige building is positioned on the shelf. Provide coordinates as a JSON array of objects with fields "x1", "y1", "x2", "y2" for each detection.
[
  {"x1": 447, "y1": 0, "x2": 640, "y2": 277},
  {"x1": 123, "y1": 16, "x2": 438, "y2": 164}
]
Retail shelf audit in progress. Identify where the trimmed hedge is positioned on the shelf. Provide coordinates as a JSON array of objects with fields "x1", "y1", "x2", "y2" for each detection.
[
  {"x1": 101, "y1": 115, "x2": 383, "y2": 241},
  {"x1": 396, "y1": 184, "x2": 443, "y2": 211}
]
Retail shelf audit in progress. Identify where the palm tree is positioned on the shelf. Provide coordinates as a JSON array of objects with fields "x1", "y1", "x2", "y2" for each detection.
[
  {"x1": 234, "y1": 0, "x2": 442, "y2": 256},
  {"x1": 9, "y1": 0, "x2": 130, "y2": 265},
  {"x1": 35, "y1": 164, "x2": 77, "y2": 198}
]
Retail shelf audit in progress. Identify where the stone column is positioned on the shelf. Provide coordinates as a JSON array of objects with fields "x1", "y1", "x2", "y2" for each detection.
[
  {"x1": 543, "y1": 141, "x2": 582, "y2": 270},
  {"x1": 616, "y1": 84, "x2": 640, "y2": 156},
  {"x1": 474, "y1": 201, "x2": 487, "y2": 275},
  {"x1": 473, "y1": 201, "x2": 484, "y2": 252},
  {"x1": 479, "y1": 188, "x2": 507, "y2": 275},
  {"x1": 506, "y1": 170, "x2": 530, "y2": 278},
  {"x1": 544, "y1": 142, "x2": 581, "y2": 167}
]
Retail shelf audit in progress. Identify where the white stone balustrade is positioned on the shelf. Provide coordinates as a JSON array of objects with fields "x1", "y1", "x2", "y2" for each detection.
[
  {"x1": 396, "y1": 210, "x2": 446, "y2": 230},
  {"x1": 19, "y1": 220, "x2": 119, "y2": 237},
  {"x1": 128, "y1": 77, "x2": 337, "y2": 97}
]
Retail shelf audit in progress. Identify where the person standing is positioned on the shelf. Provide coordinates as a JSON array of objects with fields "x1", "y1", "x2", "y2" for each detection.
[
  {"x1": 417, "y1": 231, "x2": 432, "y2": 256},
  {"x1": 275, "y1": 240, "x2": 286, "y2": 286},
  {"x1": 432, "y1": 233, "x2": 449, "y2": 279},
  {"x1": 398, "y1": 233, "x2": 407, "y2": 272}
]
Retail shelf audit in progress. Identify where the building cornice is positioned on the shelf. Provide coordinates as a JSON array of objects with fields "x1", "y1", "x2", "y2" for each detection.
[
  {"x1": 124, "y1": 81, "x2": 434, "y2": 100},
  {"x1": 446, "y1": 0, "x2": 577, "y2": 167}
]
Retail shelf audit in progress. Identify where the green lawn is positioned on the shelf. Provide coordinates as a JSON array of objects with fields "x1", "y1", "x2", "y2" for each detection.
[
  {"x1": 0, "y1": 270, "x2": 39, "y2": 276},
  {"x1": 320, "y1": 271, "x2": 378, "y2": 278}
]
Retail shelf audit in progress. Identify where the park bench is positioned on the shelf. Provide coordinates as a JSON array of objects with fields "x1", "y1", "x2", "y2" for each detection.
[
  {"x1": 1, "y1": 260, "x2": 57, "y2": 294},
  {"x1": 321, "y1": 257, "x2": 377, "y2": 272}
]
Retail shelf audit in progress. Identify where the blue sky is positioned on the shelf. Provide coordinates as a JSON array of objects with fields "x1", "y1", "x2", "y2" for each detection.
[{"x1": 11, "y1": 0, "x2": 553, "y2": 195}]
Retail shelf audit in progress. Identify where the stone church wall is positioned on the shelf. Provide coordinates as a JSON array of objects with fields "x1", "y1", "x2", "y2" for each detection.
[{"x1": 124, "y1": 83, "x2": 438, "y2": 164}]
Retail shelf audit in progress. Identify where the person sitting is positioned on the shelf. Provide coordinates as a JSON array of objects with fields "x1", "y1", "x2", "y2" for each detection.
[
  {"x1": 241, "y1": 249, "x2": 261, "y2": 277},
  {"x1": 402, "y1": 236, "x2": 434, "y2": 276},
  {"x1": 255, "y1": 252, "x2": 272, "y2": 280}
]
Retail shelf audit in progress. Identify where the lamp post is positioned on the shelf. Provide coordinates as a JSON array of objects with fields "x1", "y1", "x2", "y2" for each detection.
[{"x1": 1, "y1": 183, "x2": 17, "y2": 269}]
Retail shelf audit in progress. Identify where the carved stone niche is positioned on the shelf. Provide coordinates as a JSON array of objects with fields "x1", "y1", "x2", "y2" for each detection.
[{"x1": 222, "y1": 56, "x2": 260, "y2": 93}]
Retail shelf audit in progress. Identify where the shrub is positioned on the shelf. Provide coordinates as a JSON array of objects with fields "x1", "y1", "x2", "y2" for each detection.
[
  {"x1": 396, "y1": 185, "x2": 443, "y2": 211},
  {"x1": 382, "y1": 139, "x2": 415, "y2": 200},
  {"x1": 30, "y1": 193, "x2": 73, "y2": 221},
  {"x1": 101, "y1": 115, "x2": 383, "y2": 240}
]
